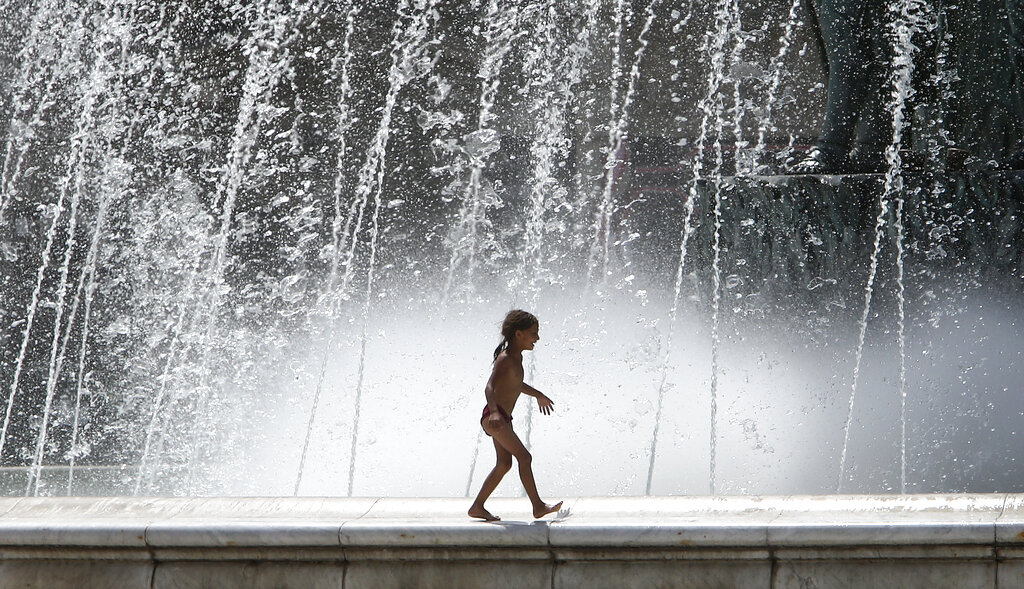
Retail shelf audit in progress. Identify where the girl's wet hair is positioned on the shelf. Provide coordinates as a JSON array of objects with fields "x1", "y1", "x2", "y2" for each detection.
[{"x1": 493, "y1": 309, "x2": 539, "y2": 360}]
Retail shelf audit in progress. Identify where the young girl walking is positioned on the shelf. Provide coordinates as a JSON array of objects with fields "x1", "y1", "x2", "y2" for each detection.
[{"x1": 468, "y1": 310, "x2": 562, "y2": 522}]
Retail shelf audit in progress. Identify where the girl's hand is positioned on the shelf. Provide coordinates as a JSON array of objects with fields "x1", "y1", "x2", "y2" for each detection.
[{"x1": 537, "y1": 394, "x2": 555, "y2": 415}]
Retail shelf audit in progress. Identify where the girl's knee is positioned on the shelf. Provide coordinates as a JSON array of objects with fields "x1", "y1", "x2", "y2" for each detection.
[
  {"x1": 517, "y1": 450, "x2": 533, "y2": 465},
  {"x1": 496, "y1": 458, "x2": 513, "y2": 473}
]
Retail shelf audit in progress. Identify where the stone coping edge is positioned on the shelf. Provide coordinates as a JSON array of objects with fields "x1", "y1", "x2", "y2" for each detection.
[{"x1": 0, "y1": 495, "x2": 1020, "y2": 552}]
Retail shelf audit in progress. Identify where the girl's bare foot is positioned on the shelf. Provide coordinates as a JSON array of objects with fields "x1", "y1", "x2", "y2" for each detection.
[
  {"x1": 468, "y1": 505, "x2": 501, "y2": 522},
  {"x1": 533, "y1": 501, "x2": 562, "y2": 519}
]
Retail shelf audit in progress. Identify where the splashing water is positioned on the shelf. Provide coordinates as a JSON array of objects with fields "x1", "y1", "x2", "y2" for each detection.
[
  {"x1": 441, "y1": 0, "x2": 522, "y2": 303},
  {"x1": 588, "y1": 0, "x2": 663, "y2": 289},
  {"x1": 0, "y1": 0, "x2": 1019, "y2": 500}
]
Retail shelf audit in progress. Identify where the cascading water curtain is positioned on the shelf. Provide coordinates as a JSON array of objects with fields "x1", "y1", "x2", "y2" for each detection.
[{"x1": 1, "y1": 0, "x2": 1017, "y2": 499}]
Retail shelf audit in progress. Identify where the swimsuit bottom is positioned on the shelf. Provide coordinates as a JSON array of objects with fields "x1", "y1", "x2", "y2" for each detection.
[{"x1": 481, "y1": 404, "x2": 512, "y2": 436}]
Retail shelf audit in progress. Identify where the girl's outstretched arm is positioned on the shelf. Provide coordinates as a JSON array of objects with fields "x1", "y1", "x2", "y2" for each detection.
[{"x1": 522, "y1": 383, "x2": 555, "y2": 415}]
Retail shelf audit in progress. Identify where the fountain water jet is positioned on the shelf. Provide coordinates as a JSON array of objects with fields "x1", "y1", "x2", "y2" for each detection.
[
  {"x1": 295, "y1": 0, "x2": 359, "y2": 498},
  {"x1": 337, "y1": 0, "x2": 440, "y2": 496},
  {"x1": 646, "y1": 0, "x2": 738, "y2": 495},
  {"x1": 837, "y1": 0, "x2": 929, "y2": 493}
]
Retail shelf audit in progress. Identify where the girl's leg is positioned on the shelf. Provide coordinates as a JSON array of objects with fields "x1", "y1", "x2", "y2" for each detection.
[
  {"x1": 488, "y1": 424, "x2": 562, "y2": 518},
  {"x1": 468, "y1": 438, "x2": 513, "y2": 521}
]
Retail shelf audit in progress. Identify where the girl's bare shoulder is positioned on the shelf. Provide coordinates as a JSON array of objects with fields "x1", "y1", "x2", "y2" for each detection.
[
  {"x1": 491, "y1": 353, "x2": 510, "y2": 371},
  {"x1": 491, "y1": 353, "x2": 521, "y2": 375}
]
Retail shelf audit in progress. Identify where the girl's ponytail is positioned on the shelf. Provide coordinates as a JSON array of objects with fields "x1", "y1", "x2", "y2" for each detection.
[{"x1": 493, "y1": 338, "x2": 507, "y2": 361}]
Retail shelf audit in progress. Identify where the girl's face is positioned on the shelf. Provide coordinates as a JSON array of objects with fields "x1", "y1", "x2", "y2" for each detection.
[{"x1": 514, "y1": 323, "x2": 540, "y2": 350}]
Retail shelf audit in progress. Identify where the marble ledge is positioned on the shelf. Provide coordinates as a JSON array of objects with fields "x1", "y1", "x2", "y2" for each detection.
[{"x1": 0, "y1": 495, "x2": 1018, "y2": 553}]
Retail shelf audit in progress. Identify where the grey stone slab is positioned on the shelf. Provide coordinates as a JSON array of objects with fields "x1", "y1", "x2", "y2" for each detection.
[
  {"x1": 552, "y1": 547, "x2": 771, "y2": 562},
  {"x1": 0, "y1": 498, "x2": 25, "y2": 516},
  {"x1": 158, "y1": 497, "x2": 377, "y2": 520},
  {"x1": 343, "y1": 497, "x2": 550, "y2": 548},
  {"x1": 768, "y1": 521, "x2": 996, "y2": 547},
  {"x1": 345, "y1": 560, "x2": 552, "y2": 589},
  {"x1": 0, "y1": 520, "x2": 150, "y2": 547},
  {"x1": 359, "y1": 497, "x2": 486, "y2": 518},
  {"x1": 998, "y1": 559, "x2": 1024, "y2": 589},
  {"x1": 0, "y1": 546, "x2": 153, "y2": 561},
  {"x1": 554, "y1": 560, "x2": 771, "y2": 589},
  {"x1": 774, "y1": 559, "x2": 994, "y2": 589},
  {"x1": 997, "y1": 547, "x2": 1024, "y2": 559},
  {"x1": 341, "y1": 519, "x2": 549, "y2": 548},
  {"x1": 0, "y1": 560, "x2": 153, "y2": 589},
  {"x1": 153, "y1": 561, "x2": 347, "y2": 589},
  {"x1": 146, "y1": 520, "x2": 345, "y2": 548},
  {"x1": 150, "y1": 546, "x2": 345, "y2": 563},
  {"x1": 1, "y1": 496, "x2": 188, "y2": 520},
  {"x1": 551, "y1": 496, "x2": 777, "y2": 548},
  {"x1": 0, "y1": 497, "x2": 187, "y2": 547},
  {"x1": 770, "y1": 494, "x2": 1006, "y2": 520},
  {"x1": 774, "y1": 545, "x2": 994, "y2": 561},
  {"x1": 146, "y1": 497, "x2": 375, "y2": 548},
  {"x1": 567, "y1": 496, "x2": 786, "y2": 518},
  {"x1": 344, "y1": 545, "x2": 551, "y2": 563},
  {"x1": 995, "y1": 493, "x2": 1024, "y2": 544},
  {"x1": 550, "y1": 521, "x2": 769, "y2": 548},
  {"x1": 360, "y1": 497, "x2": 547, "y2": 522},
  {"x1": 769, "y1": 494, "x2": 1003, "y2": 547}
]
